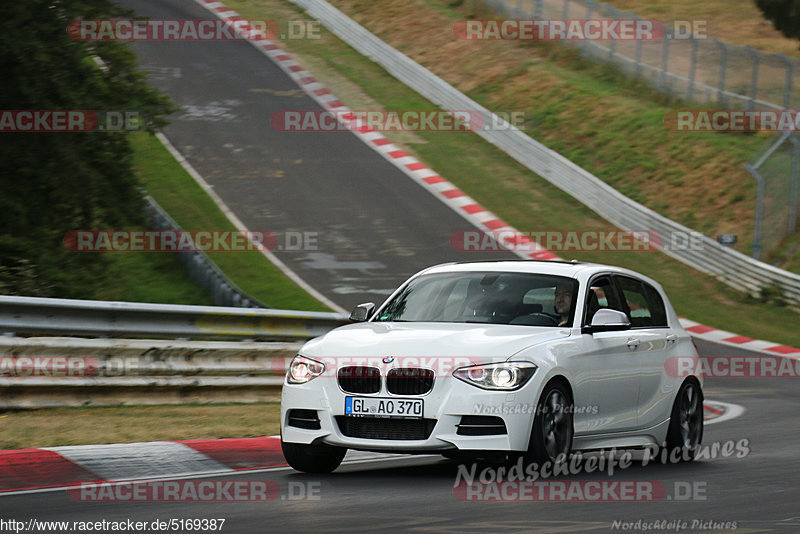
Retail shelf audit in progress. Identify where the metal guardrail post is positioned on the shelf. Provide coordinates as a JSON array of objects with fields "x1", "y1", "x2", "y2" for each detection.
[
  {"x1": 659, "y1": 34, "x2": 670, "y2": 96},
  {"x1": 780, "y1": 54, "x2": 793, "y2": 110},
  {"x1": 534, "y1": 0, "x2": 544, "y2": 19},
  {"x1": 745, "y1": 46, "x2": 760, "y2": 111},
  {"x1": 607, "y1": 31, "x2": 617, "y2": 63},
  {"x1": 687, "y1": 39, "x2": 698, "y2": 102},
  {"x1": 790, "y1": 134, "x2": 800, "y2": 235},
  {"x1": 745, "y1": 131, "x2": 793, "y2": 260},
  {"x1": 716, "y1": 39, "x2": 728, "y2": 107},
  {"x1": 746, "y1": 163, "x2": 765, "y2": 261},
  {"x1": 634, "y1": 35, "x2": 643, "y2": 79}
]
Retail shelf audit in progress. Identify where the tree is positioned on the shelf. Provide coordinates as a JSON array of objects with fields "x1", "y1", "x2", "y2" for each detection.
[
  {"x1": 755, "y1": 0, "x2": 800, "y2": 40},
  {"x1": 0, "y1": 0, "x2": 175, "y2": 296}
]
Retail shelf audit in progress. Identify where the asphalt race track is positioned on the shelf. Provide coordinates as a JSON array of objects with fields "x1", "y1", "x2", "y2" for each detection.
[
  {"x1": 118, "y1": 0, "x2": 516, "y2": 311},
  {"x1": 3, "y1": 356, "x2": 800, "y2": 532},
  {"x1": 4, "y1": 0, "x2": 798, "y2": 531}
]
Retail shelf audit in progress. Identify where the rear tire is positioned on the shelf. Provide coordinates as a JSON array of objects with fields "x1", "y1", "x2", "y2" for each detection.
[
  {"x1": 659, "y1": 379, "x2": 703, "y2": 463},
  {"x1": 281, "y1": 439, "x2": 346, "y2": 473},
  {"x1": 524, "y1": 381, "x2": 573, "y2": 465}
]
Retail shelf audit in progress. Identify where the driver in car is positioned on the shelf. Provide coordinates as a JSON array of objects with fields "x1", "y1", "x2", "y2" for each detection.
[{"x1": 554, "y1": 282, "x2": 574, "y2": 327}]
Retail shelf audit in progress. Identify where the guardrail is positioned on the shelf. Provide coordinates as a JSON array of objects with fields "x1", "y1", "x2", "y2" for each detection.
[
  {"x1": 0, "y1": 336, "x2": 302, "y2": 407},
  {"x1": 290, "y1": 0, "x2": 800, "y2": 307},
  {"x1": 0, "y1": 295, "x2": 348, "y2": 341},
  {"x1": 0, "y1": 296, "x2": 348, "y2": 407}
]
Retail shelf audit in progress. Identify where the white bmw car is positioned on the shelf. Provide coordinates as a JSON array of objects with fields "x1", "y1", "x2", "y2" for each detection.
[{"x1": 280, "y1": 260, "x2": 703, "y2": 473}]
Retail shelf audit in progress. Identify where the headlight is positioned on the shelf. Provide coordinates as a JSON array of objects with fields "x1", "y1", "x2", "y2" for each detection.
[
  {"x1": 287, "y1": 355, "x2": 325, "y2": 384},
  {"x1": 453, "y1": 361, "x2": 537, "y2": 390}
]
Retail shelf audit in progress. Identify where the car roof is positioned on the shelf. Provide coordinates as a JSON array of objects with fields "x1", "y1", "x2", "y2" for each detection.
[{"x1": 419, "y1": 260, "x2": 661, "y2": 288}]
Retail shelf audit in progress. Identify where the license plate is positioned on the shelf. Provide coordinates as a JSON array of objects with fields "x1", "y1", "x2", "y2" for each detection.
[{"x1": 344, "y1": 397, "x2": 423, "y2": 419}]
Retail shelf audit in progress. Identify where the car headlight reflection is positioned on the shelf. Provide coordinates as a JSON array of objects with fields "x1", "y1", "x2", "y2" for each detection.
[
  {"x1": 454, "y1": 362, "x2": 537, "y2": 391},
  {"x1": 287, "y1": 355, "x2": 325, "y2": 384}
]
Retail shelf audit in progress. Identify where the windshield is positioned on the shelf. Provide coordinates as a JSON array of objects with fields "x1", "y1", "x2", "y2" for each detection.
[{"x1": 375, "y1": 271, "x2": 579, "y2": 326}]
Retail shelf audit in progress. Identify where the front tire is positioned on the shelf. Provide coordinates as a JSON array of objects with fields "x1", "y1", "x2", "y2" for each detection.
[
  {"x1": 660, "y1": 379, "x2": 703, "y2": 463},
  {"x1": 525, "y1": 381, "x2": 574, "y2": 465},
  {"x1": 281, "y1": 439, "x2": 346, "y2": 473}
]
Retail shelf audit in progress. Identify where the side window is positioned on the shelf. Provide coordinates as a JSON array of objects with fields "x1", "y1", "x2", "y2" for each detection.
[
  {"x1": 643, "y1": 283, "x2": 668, "y2": 327},
  {"x1": 615, "y1": 276, "x2": 654, "y2": 328},
  {"x1": 583, "y1": 276, "x2": 624, "y2": 325}
]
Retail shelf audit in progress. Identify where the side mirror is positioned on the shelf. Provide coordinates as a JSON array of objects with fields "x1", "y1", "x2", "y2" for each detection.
[
  {"x1": 349, "y1": 302, "x2": 375, "y2": 322},
  {"x1": 582, "y1": 308, "x2": 631, "y2": 334}
]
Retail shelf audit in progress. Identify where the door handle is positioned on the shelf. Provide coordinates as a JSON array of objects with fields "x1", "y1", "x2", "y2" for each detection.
[{"x1": 627, "y1": 337, "x2": 640, "y2": 349}]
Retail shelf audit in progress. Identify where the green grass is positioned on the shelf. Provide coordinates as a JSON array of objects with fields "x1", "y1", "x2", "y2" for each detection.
[
  {"x1": 0, "y1": 403, "x2": 280, "y2": 448},
  {"x1": 222, "y1": 0, "x2": 800, "y2": 347},
  {"x1": 131, "y1": 131, "x2": 330, "y2": 311},
  {"x1": 90, "y1": 249, "x2": 212, "y2": 304}
]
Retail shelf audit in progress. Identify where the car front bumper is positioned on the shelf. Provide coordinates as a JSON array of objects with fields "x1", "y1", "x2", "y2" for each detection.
[{"x1": 280, "y1": 370, "x2": 544, "y2": 453}]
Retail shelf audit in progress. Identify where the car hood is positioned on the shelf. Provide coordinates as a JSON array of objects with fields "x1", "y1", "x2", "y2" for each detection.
[{"x1": 300, "y1": 322, "x2": 570, "y2": 360}]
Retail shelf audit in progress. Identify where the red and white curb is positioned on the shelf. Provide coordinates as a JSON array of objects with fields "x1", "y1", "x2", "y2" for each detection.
[
  {"x1": 0, "y1": 400, "x2": 741, "y2": 494},
  {"x1": 703, "y1": 400, "x2": 745, "y2": 426},
  {"x1": 679, "y1": 318, "x2": 799, "y2": 356},
  {"x1": 194, "y1": 2, "x2": 798, "y2": 354},
  {"x1": 0, "y1": 437, "x2": 285, "y2": 494}
]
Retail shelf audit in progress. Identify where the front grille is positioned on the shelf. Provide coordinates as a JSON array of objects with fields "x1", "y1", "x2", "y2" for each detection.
[
  {"x1": 338, "y1": 366, "x2": 381, "y2": 394},
  {"x1": 287, "y1": 409, "x2": 321, "y2": 430},
  {"x1": 386, "y1": 368, "x2": 434, "y2": 395},
  {"x1": 456, "y1": 415, "x2": 508, "y2": 436},
  {"x1": 335, "y1": 416, "x2": 436, "y2": 440}
]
